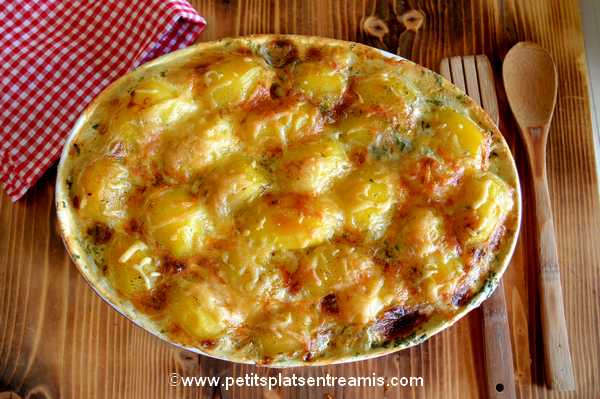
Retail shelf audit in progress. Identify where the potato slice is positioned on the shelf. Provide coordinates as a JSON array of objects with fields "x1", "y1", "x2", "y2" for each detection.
[
  {"x1": 454, "y1": 172, "x2": 514, "y2": 245},
  {"x1": 74, "y1": 156, "x2": 131, "y2": 225},
  {"x1": 239, "y1": 193, "x2": 343, "y2": 250},
  {"x1": 276, "y1": 138, "x2": 350, "y2": 194},
  {"x1": 105, "y1": 234, "x2": 158, "y2": 297},
  {"x1": 143, "y1": 187, "x2": 214, "y2": 258},
  {"x1": 335, "y1": 163, "x2": 402, "y2": 239},
  {"x1": 162, "y1": 116, "x2": 239, "y2": 181}
]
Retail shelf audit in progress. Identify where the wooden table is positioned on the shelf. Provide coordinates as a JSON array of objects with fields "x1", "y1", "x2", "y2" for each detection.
[{"x1": 2, "y1": 1, "x2": 599, "y2": 398}]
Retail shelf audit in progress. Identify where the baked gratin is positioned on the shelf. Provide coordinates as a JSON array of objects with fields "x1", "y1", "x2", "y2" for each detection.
[{"x1": 56, "y1": 35, "x2": 520, "y2": 365}]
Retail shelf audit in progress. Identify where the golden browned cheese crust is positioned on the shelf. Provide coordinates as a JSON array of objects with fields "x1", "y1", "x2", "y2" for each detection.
[{"x1": 58, "y1": 36, "x2": 519, "y2": 365}]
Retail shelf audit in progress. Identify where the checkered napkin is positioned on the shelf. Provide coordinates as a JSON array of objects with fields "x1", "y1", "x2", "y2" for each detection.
[{"x1": 0, "y1": 0, "x2": 206, "y2": 201}]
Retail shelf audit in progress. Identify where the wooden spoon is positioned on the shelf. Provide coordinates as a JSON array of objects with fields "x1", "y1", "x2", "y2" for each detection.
[{"x1": 503, "y1": 41, "x2": 576, "y2": 391}]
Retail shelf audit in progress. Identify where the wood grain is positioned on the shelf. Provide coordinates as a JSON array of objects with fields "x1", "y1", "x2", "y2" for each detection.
[{"x1": 2, "y1": 1, "x2": 600, "y2": 398}]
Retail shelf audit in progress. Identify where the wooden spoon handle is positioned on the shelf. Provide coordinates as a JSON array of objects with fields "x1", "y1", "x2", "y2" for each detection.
[
  {"x1": 532, "y1": 166, "x2": 576, "y2": 390},
  {"x1": 482, "y1": 281, "x2": 517, "y2": 399}
]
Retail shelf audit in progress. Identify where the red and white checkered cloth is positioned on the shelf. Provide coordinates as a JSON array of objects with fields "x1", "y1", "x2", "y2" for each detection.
[{"x1": 0, "y1": 0, "x2": 206, "y2": 201}]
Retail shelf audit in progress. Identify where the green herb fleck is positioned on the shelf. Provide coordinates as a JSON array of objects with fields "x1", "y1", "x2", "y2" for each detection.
[
  {"x1": 394, "y1": 331, "x2": 418, "y2": 347},
  {"x1": 393, "y1": 133, "x2": 412, "y2": 153},
  {"x1": 369, "y1": 144, "x2": 390, "y2": 160},
  {"x1": 421, "y1": 146, "x2": 435, "y2": 157},
  {"x1": 246, "y1": 41, "x2": 260, "y2": 55},
  {"x1": 426, "y1": 98, "x2": 444, "y2": 107}
]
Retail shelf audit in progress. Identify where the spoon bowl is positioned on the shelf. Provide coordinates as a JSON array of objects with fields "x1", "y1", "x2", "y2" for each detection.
[{"x1": 504, "y1": 42, "x2": 558, "y2": 133}]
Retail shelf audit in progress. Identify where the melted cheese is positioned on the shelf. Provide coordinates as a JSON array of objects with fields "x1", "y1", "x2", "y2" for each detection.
[
  {"x1": 143, "y1": 187, "x2": 214, "y2": 257},
  {"x1": 74, "y1": 156, "x2": 131, "y2": 225},
  {"x1": 105, "y1": 234, "x2": 158, "y2": 297},
  {"x1": 291, "y1": 47, "x2": 353, "y2": 109},
  {"x1": 168, "y1": 272, "x2": 243, "y2": 340},
  {"x1": 382, "y1": 206, "x2": 467, "y2": 306},
  {"x1": 199, "y1": 55, "x2": 273, "y2": 109},
  {"x1": 335, "y1": 163, "x2": 403, "y2": 240},
  {"x1": 276, "y1": 138, "x2": 351, "y2": 193},
  {"x1": 202, "y1": 154, "x2": 270, "y2": 217},
  {"x1": 239, "y1": 193, "x2": 343, "y2": 251},
  {"x1": 426, "y1": 108, "x2": 488, "y2": 168},
  {"x1": 293, "y1": 244, "x2": 378, "y2": 299},
  {"x1": 252, "y1": 304, "x2": 316, "y2": 357},
  {"x1": 162, "y1": 116, "x2": 239, "y2": 181},
  {"x1": 454, "y1": 171, "x2": 514, "y2": 245},
  {"x1": 352, "y1": 69, "x2": 417, "y2": 128},
  {"x1": 66, "y1": 37, "x2": 518, "y2": 364},
  {"x1": 240, "y1": 100, "x2": 323, "y2": 152}
]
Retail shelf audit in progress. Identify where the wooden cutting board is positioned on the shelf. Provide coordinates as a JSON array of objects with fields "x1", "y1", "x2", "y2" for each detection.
[{"x1": 1, "y1": 1, "x2": 599, "y2": 398}]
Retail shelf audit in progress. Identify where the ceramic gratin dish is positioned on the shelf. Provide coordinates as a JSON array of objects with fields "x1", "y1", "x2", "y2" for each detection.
[{"x1": 56, "y1": 35, "x2": 521, "y2": 366}]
